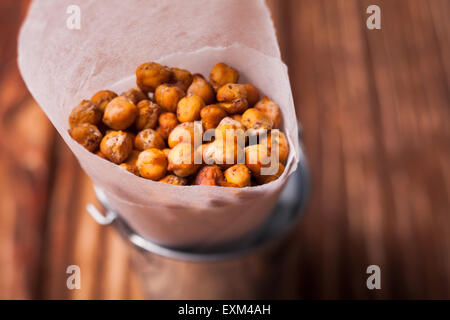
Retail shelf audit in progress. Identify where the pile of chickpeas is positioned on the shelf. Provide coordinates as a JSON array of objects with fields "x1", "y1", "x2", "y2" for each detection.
[{"x1": 68, "y1": 62, "x2": 289, "y2": 187}]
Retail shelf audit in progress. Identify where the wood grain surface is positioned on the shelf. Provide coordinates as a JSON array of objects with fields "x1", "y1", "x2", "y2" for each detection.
[{"x1": 0, "y1": 0, "x2": 449, "y2": 299}]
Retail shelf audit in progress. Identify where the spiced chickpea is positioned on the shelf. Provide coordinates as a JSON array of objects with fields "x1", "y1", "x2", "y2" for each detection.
[
  {"x1": 244, "y1": 144, "x2": 271, "y2": 177},
  {"x1": 216, "y1": 83, "x2": 247, "y2": 102},
  {"x1": 209, "y1": 62, "x2": 239, "y2": 91},
  {"x1": 241, "y1": 108, "x2": 273, "y2": 135},
  {"x1": 177, "y1": 95, "x2": 205, "y2": 122},
  {"x1": 200, "y1": 105, "x2": 227, "y2": 130},
  {"x1": 91, "y1": 90, "x2": 117, "y2": 112},
  {"x1": 224, "y1": 164, "x2": 251, "y2": 188},
  {"x1": 121, "y1": 88, "x2": 147, "y2": 105},
  {"x1": 69, "y1": 100, "x2": 102, "y2": 128},
  {"x1": 211, "y1": 140, "x2": 244, "y2": 168},
  {"x1": 231, "y1": 114, "x2": 243, "y2": 124},
  {"x1": 215, "y1": 117, "x2": 246, "y2": 145},
  {"x1": 196, "y1": 142, "x2": 215, "y2": 165},
  {"x1": 254, "y1": 96, "x2": 282, "y2": 129},
  {"x1": 167, "y1": 143, "x2": 200, "y2": 177},
  {"x1": 168, "y1": 122, "x2": 198, "y2": 148},
  {"x1": 260, "y1": 131, "x2": 289, "y2": 163},
  {"x1": 135, "y1": 129, "x2": 166, "y2": 151},
  {"x1": 170, "y1": 67, "x2": 193, "y2": 92},
  {"x1": 136, "y1": 100, "x2": 161, "y2": 130},
  {"x1": 103, "y1": 96, "x2": 138, "y2": 130},
  {"x1": 119, "y1": 150, "x2": 141, "y2": 175},
  {"x1": 96, "y1": 150, "x2": 107, "y2": 159},
  {"x1": 243, "y1": 84, "x2": 260, "y2": 107},
  {"x1": 136, "y1": 148, "x2": 167, "y2": 180},
  {"x1": 194, "y1": 165, "x2": 225, "y2": 186},
  {"x1": 100, "y1": 130, "x2": 134, "y2": 164},
  {"x1": 69, "y1": 123, "x2": 102, "y2": 152},
  {"x1": 156, "y1": 112, "x2": 179, "y2": 140},
  {"x1": 187, "y1": 74, "x2": 215, "y2": 105},
  {"x1": 162, "y1": 148, "x2": 171, "y2": 158},
  {"x1": 136, "y1": 62, "x2": 172, "y2": 93},
  {"x1": 217, "y1": 99, "x2": 248, "y2": 115},
  {"x1": 256, "y1": 162, "x2": 285, "y2": 185},
  {"x1": 155, "y1": 84, "x2": 185, "y2": 112},
  {"x1": 159, "y1": 174, "x2": 188, "y2": 186}
]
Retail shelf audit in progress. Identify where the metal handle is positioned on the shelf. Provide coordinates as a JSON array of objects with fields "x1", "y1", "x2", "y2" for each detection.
[{"x1": 86, "y1": 203, "x2": 117, "y2": 225}]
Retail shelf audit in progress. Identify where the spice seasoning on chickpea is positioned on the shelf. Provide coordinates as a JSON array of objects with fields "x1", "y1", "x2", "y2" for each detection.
[
  {"x1": 243, "y1": 84, "x2": 260, "y2": 107},
  {"x1": 177, "y1": 95, "x2": 205, "y2": 123},
  {"x1": 256, "y1": 162, "x2": 285, "y2": 184},
  {"x1": 136, "y1": 62, "x2": 172, "y2": 93},
  {"x1": 100, "y1": 130, "x2": 134, "y2": 164},
  {"x1": 244, "y1": 144, "x2": 271, "y2": 177},
  {"x1": 167, "y1": 143, "x2": 200, "y2": 177},
  {"x1": 194, "y1": 165, "x2": 225, "y2": 186},
  {"x1": 216, "y1": 83, "x2": 248, "y2": 102},
  {"x1": 168, "y1": 122, "x2": 196, "y2": 148},
  {"x1": 135, "y1": 100, "x2": 161, "y2": 131},
  {"x1": 187, "y1": 74, "x2": 215, "y2": 105},
  {"x1": 156, "y1": 112, "x2": 179, "y2": 140},
  {"x1": 241, "y1": 108, "x2": 273, "y2": 135},
  {"x1": 200, "y1": 104, "x2": 228, "y2": 130},
  {"x1": 121, "y1": 88, "x2": 148, "y2": 105},
  {"x1": 254, "y1": 96, "x2": 282, "y2": 129},
  {"x1": 209, "y1": 62, "x2": 239, "y2": 91},
  {"x1": 134, "y1": 128, "x2": 166, "y2": 151},
  {"x1": 136, "y1": 148, "x2": 168, "y2": 180},
  {"x1": 91, "y1": 90, "x2": 118, "y2": 112},
  {"x1": 103, "y1": 96, "x2": 138, "y2": 130},
  {"x1": 260, "y1": 131, "x2": 290, "y2": 164},
  {"x1": 170, "y1": 67, "x2": 193, "y2": 92},
  {"x1": 69, "y1": 100, "x2": 102, "y2": 128},
  {"x1": 224, "y1": 164, "x2": 251, "y2": 188},
  {"x1": 159, "y1": 174, "x2": 188, "y2": 186},
  {"x1": 69, "y1": 123, "x2": 103, "y2": 152},
  {"x1": 119, "y1": 150, "x2": 141, "y2": 175}
]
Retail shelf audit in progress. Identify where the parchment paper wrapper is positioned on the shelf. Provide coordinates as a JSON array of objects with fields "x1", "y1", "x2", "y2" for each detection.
[{"x1": 18, "y1": 0, "x2": 300, "y2": 248}]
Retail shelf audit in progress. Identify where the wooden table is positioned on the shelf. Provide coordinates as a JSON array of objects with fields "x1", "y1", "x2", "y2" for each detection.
[{"x1": 0, "y1": 0, "x2": 449, "y2": 299}]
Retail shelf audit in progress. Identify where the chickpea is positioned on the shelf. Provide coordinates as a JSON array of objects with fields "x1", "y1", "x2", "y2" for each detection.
[
  {"x1": 69, "y1": 100, "x2": 102, "y2": 128},
  {"x1": 168, "y1": 122, "x2": 199, "y2": 148},
  {"x1": 209, "y1": 62, "x2": 239, "y2": 91},
  {"x1": 216, "y1": 83, "x2": 247, "y2": 102},
  {"x1": 231, "y1": 114, "x2": 243, "y2": 124},
  {"x1": 119, "y1": 150, "x2": 141, "y2": 175},
  {"x1": 121, "y1": 88, "x2": 148, "y2": 105},
  {"x1": 102, "y1": 96, "x2": 138, "y2": 130},
  {"x1": 155, "y1": 84, "x2": 185, "y2": 112},
  {"x1": 100, "y1": 130, "x2": 134, "y2": 164},
  {"x1": 136, "y1": 100, "x2": 161, "y2": 130},
  {"x1": 187, "y1": 74, "x2": 215, "y2": 105},
  {"x1": 211, "y1": 141, "x2": 244, "y2": 168},
  {"x1": 156, "y1": 112, "x2": 179, "y2": 140},
  {"x1": 241, "y1": 108, "x2": 273, "y2": 135},
  {"x1": 244, "y1": 144, "x2": 271, "y2": 177},
  {"x1": 91, "y1": 90, "x2": 117, "y2": 112},
  {"x1": 196, "y1": 142, "x2": 215, "y2": 165},
  {"x1": 194, "y1": 165, "x2": 225, "y2": 186},
  {"x1": 136, "y1": 62, "x2": 172, "y2": 93},
  {"x1": 256, "y1": 162, "x2": 285, "y2": 185},
  {"x1": 135, "y1": 129, "x2": 166, "y2": 151},
  {"x1": 243, "y1": 84, "x2": 260, "y2": 107},
  {"x1": 170, "y1": 67, "x2": 193, "y2": 92},
  {"x1": 96, "y1": 150, "x2": 107, "y2": 159},
  {"x1": 136, "y1": 148, "x2": 167, "y2": 180},
  {"x1": 200, "y1": 104, "x2": 227, "y2": 130},
  {"x1": 167, "y1": 143, "x2": 200, "y2": 177},
  {"x1": 215, "y1": 117, "x2": 246, "y2": 145},
  {"x1": 224, "y1": 164, "x2": 251, "y2": 188},
  {"x1": 177, "y1": 95, "x2": 205, "y2": 122},
  {"x1": 159, "y1": 174, "x2": 188, "y2": 186},
  {"x1": 68, "y1": 123, "x2": 102, "y2": 152},
  {"x1": 217, "y1": 99, "x2": 248, "y2": 114},
  {"x1": 254, "y1": 96, "x2": 282, "y2": 129},
  {"x1": 260, "y1": 131, "x2": 289, "y2": 163}
]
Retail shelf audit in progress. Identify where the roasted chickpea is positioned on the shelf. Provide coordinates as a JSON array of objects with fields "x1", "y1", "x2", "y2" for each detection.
[
  {"x1": 102, "y1": 96, "x2": 138, "y2": 130},
  {"x1": 121, "y1": 88, "x2": 148, "y2": 105},
  {"x1": 260, "y1": 131, "x2": 289, "y2": 163},
  {"x1": 170, "y1": 67, "x2": 193, "y2": 92},
  {"x1": 162, "y1": 148, "x2": 171, "y2": 158},
  {"x1": 194, "y1": 165, "x2": 225, "y2": 186},
  {"x1": 168, "y1": 122, "x2": 199, "y2": 148},
  {"x1": 216, "y1": 83, "x2": 247, "y2": 102},
  {"x1": 119, "y1": 150, "x2": 141, "y2": 175},
  {"x1": 231, "y1": 114, "x2": 243, "y2": 124},
  {"x1": 211, "y1": 141, "x2": 244, "y2": 167},
  {"x1": 200, "y1": 104, "x2": 228, "y2": 130},
  {"x1": 135, "y1": 129, "x2": 166, "y2": 151},
  {"x1": 100, "y1": 130, "x2": 134, "y2": 164},
  {"x1": 243, "y1": 84, "x2": 260, "y2": 107},
  {"x1": 196, "y1": 142, "x2": 215, "y2": 164},
  {"x1": 136, "y1": 62, "x2": 172, "y2": 93},
  {"x1": 224, "y1": 164, "x2": 251, "y2": 188},
  {"x1": 241, "y1": 108, "x2": 273, "y2": 135},
  {"x1": 96, "y1": 150, "x2": 107, "y2": 159},
  {"x1": 91, "y1": 90, "x2": 117, "y2": 112},
  {"x1": 68, "y1": 123, "x2": 102, "y2": 152},
  {"x1": 244, "y1": 144, "x2": 271, "y2": 177},
  {"x1": 167, "y1": 143, "x2": 200, "y2": 177},
  {"x1": 159, "y1": 174, "x2": 188, "y2": 186},
  {"x1": 177, "y1": 95, "x2": 205, "y2": 122},
  {"x1": 256, "y1": 162, "x2": 285, "y2": 185},
  {"x1": 254, "y1": 96, "x2": 282, "y2": 129},
  {"x1": 155, "y1": 84, "x2": 185, "y2": 112},
  {"x1": 156, "y1": 112, "x2": 179, "y2": 140},
  {"x1": 136, "y1": 148, "x2": 168, "y2": 180},
  {"x1": 215, "y1": 117, "x2": 246, "y2": 145},
  {"x1": 217, "y1": 99, "x2": 248, "y2": 114},
  {"x1": 209, "y1": 62, "x2": 239, "y2": 91},
  {"x1": 187, "y1": 74, "x2": 215, "y2": 105},
  {"x1": 136, "y1": 100, "x2": 161, "y2": 130},
  {"x1": 69, "y1": 100, "x2": 102, "y2": 128}
]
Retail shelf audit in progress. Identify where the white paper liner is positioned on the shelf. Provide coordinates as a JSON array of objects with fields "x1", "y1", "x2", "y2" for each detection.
[{"x1": 18, "y1": 0, "x2": 299, "y2": 248}]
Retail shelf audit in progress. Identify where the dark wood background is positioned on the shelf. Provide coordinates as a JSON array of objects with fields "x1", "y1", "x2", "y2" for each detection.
[{"x1": 0, "y1": 0, "x2": 449, "y2": 299}]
